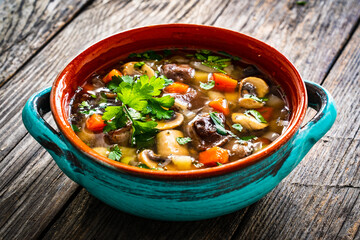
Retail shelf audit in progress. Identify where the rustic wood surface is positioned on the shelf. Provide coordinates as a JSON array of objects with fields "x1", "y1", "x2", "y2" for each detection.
[{"x1": 0, "y1": 0, "x2": 359, "y2": 239}]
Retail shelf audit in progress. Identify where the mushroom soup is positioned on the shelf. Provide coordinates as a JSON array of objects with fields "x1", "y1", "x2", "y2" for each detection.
[{"x1": 69, "y1": 49, "x2": 290, "y2": 170}]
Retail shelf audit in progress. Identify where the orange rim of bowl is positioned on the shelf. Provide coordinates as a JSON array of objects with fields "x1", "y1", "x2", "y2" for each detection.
[{"x1": 50, "y1": 24, "x2": 307, "y2": 180}]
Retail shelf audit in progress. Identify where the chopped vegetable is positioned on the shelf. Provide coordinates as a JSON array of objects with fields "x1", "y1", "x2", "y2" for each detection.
[
  {"x1": 256, "y1": 107, "x2": 274, "y2": 121},
  {"x1": 212, "y1": 73, "x2": 238, "y2": 92},
  {"x1": 102, "y1": 69, "x2": 122, "y2": 83},
  {"x1": 245, "y1": 109, "x2": 268, "y2": 123},
  {"x1": 164, "y1": 82, "x2": 189, "y2": 94},
  {"x1": 200, "y1": 80, "x2": 215, "y2": 90},
  {"x1": 86, "y1": 114, "x2": 107, "y2": 132},
  {"x1": 176, "y1": 137, "x2": 192, "y2": 145},
  {"x1": 82, "y1": 83, "x2": 94, "y2": 92},
  {"x1": 108, "y1": 145, "x2": 122, "y2": 161},
  {"x1": 209, "y1": 98, "x2": 230, "y2": 116},
  {"x1": 199, "y1": 147, "x2": 229, "y2": 167}
]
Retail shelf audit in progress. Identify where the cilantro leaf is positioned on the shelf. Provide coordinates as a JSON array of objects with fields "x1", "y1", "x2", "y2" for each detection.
[
  {"x1": 79, "y1": 101, "x2": 90, "y2": 108},
  {"x1": 138, "y1": 163, "x2": 150, "y2": 169},
  {"x1": 134, "y1": 62, "x2": 145, "y2": 68},
  {"x1": 176, "y1": 137, "x2": 192, "y2": 145},
  {"x1": 245, "y1": 110, "x2": 267, "y2": 123},
  {"x1": 240, "y1": 136, "x2": 257, "y2": 141},
  {"x1": 102, "y1": 106, "x2": 127, "y2": 133},
  {"x1": 209, "y1": 112, "x2": 227, "y2": 135},
  {"x1": 200, "y1": 80, "x2": 215, "y2": 90},
  {"x1": 71, "y1": 124, "x2": 80, "y2": 132},
  {"x1": 159, "y1": 75, "x2": 173, "y2": 87},
  {"x1": 129, "y1": 50, "x2": 163, "y2": 60},
  {"x1": 232, "y1": 124, "x2": 243, "y2": 132},
  {"x1": 108, "y1": 145, "x2": 122, "y2": 161},
  {"x1": 146, "y1": 96, "x2": 175, "y2": 120},
  {"x1": 107, "y1": 75, "x2": 123, "y2": 91},
  {"x1": 243, "y1": 94, "x2": 268, "y2": 103}
]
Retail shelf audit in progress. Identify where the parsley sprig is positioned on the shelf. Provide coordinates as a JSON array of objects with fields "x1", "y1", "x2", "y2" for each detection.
[
  {"x1": 195, "y1": 50, "x2": 231, "y2": 74},
  {"x1": 102, "y1": 74, "x2": 175, "y2": 147}
]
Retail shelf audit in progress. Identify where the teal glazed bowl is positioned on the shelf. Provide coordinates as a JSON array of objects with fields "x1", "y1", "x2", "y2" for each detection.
[{"x1": 22, "y1": 24, "x2": 337, "y2": 221}]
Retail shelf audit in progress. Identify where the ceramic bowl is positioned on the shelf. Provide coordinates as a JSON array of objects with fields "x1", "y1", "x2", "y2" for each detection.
[{"x1": 22, "y1": 24, "x2": 336, "y2": 221}]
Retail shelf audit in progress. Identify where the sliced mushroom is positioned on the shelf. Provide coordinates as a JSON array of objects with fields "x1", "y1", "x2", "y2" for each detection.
[
  {"x1": 238, "y1": 98, "x2": 264, "y2": 108},
  {"x1": 141, "y1": 63, "x2": 156, "y2": 78},
  {"x1": 138, "y1": 149, "x2": 164, "y2": 169},
  {"x1": 238, "y1": 77, "x2": 269, "y2": 109},
  {"x1": 156, "y1": 130, "x2": 189, "y2": 157},
  {"x1": 121, "y1": 62, "x2": 155, "y2": 78},
  {"x1": 239, "y1": 77, "x2": 269, "y2": 97},
  {"x1": 156, "y1": 113, "x2": 184, "y2": 130},
  {"x1": 232, "y1": 113, "x2": 268, "y2": 130}
]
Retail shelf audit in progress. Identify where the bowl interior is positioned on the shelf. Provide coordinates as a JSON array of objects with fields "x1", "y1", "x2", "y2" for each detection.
[{"x1": 50, "y1": 24, "x2": 307, "y2": 179}]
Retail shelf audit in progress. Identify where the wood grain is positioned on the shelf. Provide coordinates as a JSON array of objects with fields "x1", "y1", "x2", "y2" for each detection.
[
  {"x1": 0, "y1": 0, "x2": 91, "y2": 87},
  {"x1": 0, "y1": 0, "x2": 359, "y2": 239}
]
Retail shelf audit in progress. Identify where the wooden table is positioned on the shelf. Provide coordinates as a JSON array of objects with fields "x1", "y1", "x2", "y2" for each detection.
[{"x1": 1, "y1": 0, "x2": 359, "y2": 239}]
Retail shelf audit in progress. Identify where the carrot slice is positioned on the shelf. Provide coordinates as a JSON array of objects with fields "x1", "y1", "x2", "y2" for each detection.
[
  {"x1": 199, "y1": 147, "x2": 229, "y2": 167},
  {"x1": 212, "y1": 73, "x2": 238, "y2": 92},
  {"x1": 102, "y1": 69, "x2": 122, "y2": 83},
  {"x1": 209, "y1": 98, "x2": 230, "y2": 116},
  {"x1": 164, "y1": 82, "x2": 189, "y2": 94},
  {"x1": 256, "y1": 107, "x2": 274, "y2": 121},
  {"x1": 85, "y1": 114, "x2": 106, "y2": 132},
  {"x1": 82, "y1": 83, "x2": 94, "y2": 92}
]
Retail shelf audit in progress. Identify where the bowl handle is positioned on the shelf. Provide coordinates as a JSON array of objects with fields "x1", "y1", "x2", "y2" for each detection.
[
  {"x1": 22, "y1": 87, "x2": 82, "y2": 182},
  {"x1": 277, "y1": 80, "x2": 337, "y2": 179}
]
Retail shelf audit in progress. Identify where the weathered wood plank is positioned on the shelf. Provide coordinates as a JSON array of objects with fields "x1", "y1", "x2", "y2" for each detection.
[
  {"x1": 231, "y1": 183, "x2": 360, "y2": 240},
  {"x1": 0, "y1": 116, "x2": 79, "y2": 240},
  {"x1": 0, "y1": 0, "x2": 359, "y2": 239},
  {"x1": 0, "y1": 0, "x2": 92, "y2": 87},
  {"x1": 41, "y1": 188, "x2": 247, "y2": 240}
]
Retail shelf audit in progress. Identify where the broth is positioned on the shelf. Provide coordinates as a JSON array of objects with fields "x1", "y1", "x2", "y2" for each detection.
[{"x1": 69, "y1": 49, "x2": 290, "y2": 170}]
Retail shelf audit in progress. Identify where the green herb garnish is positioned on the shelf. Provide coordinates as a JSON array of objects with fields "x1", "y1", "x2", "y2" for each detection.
[
  {"x1": 209, "y1": 112, "x2": 227, "y2": 135},
  {"x1": 129, "y1": 50, "x2": 163, "y2": 60},
  {"x1": 176, "y1": 137, "x2": 192, "y2": 145},
  {"x1": 102, "y1": 74, "x2": 175, "y2": 147},
  {"x1": 216, "y1": 162, "x2": 223, "y2": 166},
  {"x1": 232, "y1": 124, "x2": 243, "y2": 132},
  {"x1": 71, "y1": 124, "x2": 80, "y2": 132},
  {"x1": 79, "y1": 101, "x2": 90, "y2": 108},
  {"x1": 91, "y1": 94, "x2": 97, "y2": 98},
  {"x1": 134, "y1": 62, "x2": 145, "y2": 68},
  {"x1": 243, "y1": 94, "x2": 268, "y2": 103},
  {"x1": 240, "y1": 136, "x2": 257, "y2": 141},
  {"x1": 108, "y1": 145, "x2": 122, "y2": 161},
  {"x1": 200, "y1": 80, "x2": 215, "y2": 90},
  {"x1": 195, "y1": 50, "x2": 231, "y2": 74},
  {"x1": 138, "y1": 163, "x2": 150, "y2": 169},
  {"x1": 245, "y1": 110, "x2": 267, "y2": 123}
]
